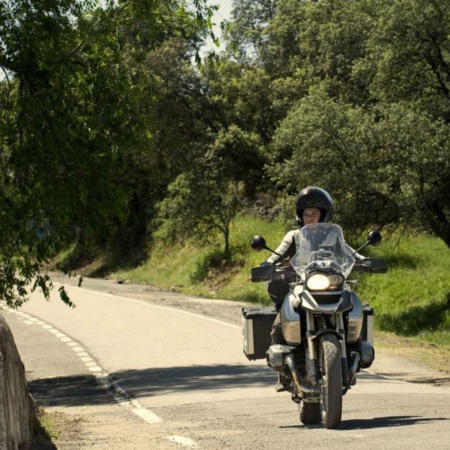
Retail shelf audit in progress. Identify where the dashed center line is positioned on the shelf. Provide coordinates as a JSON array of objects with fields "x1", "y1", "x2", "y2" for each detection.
[
  {"x1": 167, "y1": 436, "x2": 198, "y2": 448},
  {"x1": 3, "y1": 308, "x2": 164, "y2": 422},
  {"x1": 2, "y1": 304, "x2": 200, "y2": 448}
]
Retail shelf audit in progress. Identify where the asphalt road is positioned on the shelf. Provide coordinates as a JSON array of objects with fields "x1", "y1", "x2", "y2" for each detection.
[{"x1": 2, "y1": 281, "x2": 450, "y2": 449}]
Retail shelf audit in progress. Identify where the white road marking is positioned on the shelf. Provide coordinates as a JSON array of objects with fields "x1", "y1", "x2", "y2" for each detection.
[
  {"x1": 1, "y1": 305, "x2": 166, "y2": 429},
  {"x1": 167, "y1": 436, "x2": 198, "y2": 448},
  {"x1": 84, "y1": 361, "x2": 98, "y2": 367},
  {"x1": 2, "y1": 293, "x2": 210, "y2": 450},
  {"x1": 132, "y1": 408, "x2": 163, "y2": 424}
]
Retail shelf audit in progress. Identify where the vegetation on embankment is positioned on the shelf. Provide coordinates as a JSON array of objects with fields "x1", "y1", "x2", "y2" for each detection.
[{"x1": 111, "y1": 215, "x2": 450, "y2": 359}]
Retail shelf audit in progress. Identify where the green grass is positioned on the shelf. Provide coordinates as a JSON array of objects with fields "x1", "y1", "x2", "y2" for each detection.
[
  {"x1": 352, "y1": 231, "x2": 450, "y2": 348},
  {"x1": 32, "y1": 408, "x2": 59, "y2": 448},
  {"x1": 112, "y1": 216, "x2": 450, "y2": 349},
  {"x1": 115, "y1": 215, "x2": 289, "y2": 303}
]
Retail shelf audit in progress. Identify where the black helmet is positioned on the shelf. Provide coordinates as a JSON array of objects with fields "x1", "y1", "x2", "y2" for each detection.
[{"x1": 296, "y1": 186, "x2": 334, "y2": 226}]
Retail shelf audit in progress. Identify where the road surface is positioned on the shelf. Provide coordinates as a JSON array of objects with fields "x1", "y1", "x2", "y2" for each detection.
[{"x1": 2, "y1": 278, "x2": 449, "y2": 449}]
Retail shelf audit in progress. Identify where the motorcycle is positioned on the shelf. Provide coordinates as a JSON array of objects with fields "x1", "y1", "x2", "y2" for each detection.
[{"x1": 243, "y1": 223, "x2": 387, "y2": 429}]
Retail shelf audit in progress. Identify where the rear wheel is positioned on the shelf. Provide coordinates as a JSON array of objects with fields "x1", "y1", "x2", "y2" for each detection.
[
  {"x1": 299, "y1": 401, "x2": 321, "y2": 425},
  {"x1": 319, "y1": 334, "x2": 342, "y2": 429}
]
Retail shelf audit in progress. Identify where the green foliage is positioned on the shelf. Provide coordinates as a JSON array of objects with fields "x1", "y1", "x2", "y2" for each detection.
[
  {"x1": 156, "y1": 156, "x2": 246, "y2": 254},
  {"x1": 268, "y1": 86, "x2": 450, "y2": 242},
  {"x1": 116, "y1": 214, "x2": 288, "y2": 303},
  {"x1": 190, "y1": 249, "x2": 228, "y2": 284},
  {"x1": 269, "y1": 87, "x2": 397, "y2": 230},
  {"x1": 0, "y1": 0, "x2": 216, "y2": 306},
  {"x1": 354, "y1": 231, "x2": 450, "y2": 345},
  {"x1": 4, "y1": 0, "x2": 450, "y2": 309},
  {"x1": 225, "y1": 0, "x2": 277, "y2": 64},
  {"x1": 116, "y1": 215, "x2": 450, "y2": 349},
  {"x1": 207, "y1": 125, "x2": 266, "y2": 196},
  {"x1": 33, "y1": 408, "x2": 60, "y2": 446}
]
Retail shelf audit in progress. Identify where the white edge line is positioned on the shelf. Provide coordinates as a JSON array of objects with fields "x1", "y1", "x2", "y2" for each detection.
[
  {"x1": 132, "y1": 408, "x2": 162, "y2": 424},
  {"x1": 58, "y1": 282, "x2": 241, "y2": 330},
  {"x1": 4, "y1": 307, "x2": 164, "y2": 426},
  {"x1": 167, "y1": 435, "x2": 198, "y2": 448}
]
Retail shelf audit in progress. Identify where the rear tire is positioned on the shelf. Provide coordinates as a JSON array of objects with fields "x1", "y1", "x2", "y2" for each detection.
[
  {"x1": 299, "y1": 402, "x2": 321, "y2": 425},
  {"x1": 319, "y1": 334, "x2": 342, "y2": 429}
]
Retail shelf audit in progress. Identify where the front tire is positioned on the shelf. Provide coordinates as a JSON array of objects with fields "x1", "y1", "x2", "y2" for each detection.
[{"x1": 319, "y1": 334, "x2": 342, "y2": 429}]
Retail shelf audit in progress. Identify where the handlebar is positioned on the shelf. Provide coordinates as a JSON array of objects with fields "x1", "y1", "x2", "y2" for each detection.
[
  {"x1": 250, "y1": 264, "x2": 294, "y2": 282},
  {"x1": 352, "y1": 258, "x2": 388, "y2": 273}
]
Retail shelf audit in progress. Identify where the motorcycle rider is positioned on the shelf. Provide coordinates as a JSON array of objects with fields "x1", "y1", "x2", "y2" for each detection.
[{"x1": 262, "y1": 186, "x2": 363, "y2": 391}]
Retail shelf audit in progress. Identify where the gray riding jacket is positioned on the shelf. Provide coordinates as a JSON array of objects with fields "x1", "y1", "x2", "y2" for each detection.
[{"x1": 265, "y1": 229, "x2": 363, "y2": 264}]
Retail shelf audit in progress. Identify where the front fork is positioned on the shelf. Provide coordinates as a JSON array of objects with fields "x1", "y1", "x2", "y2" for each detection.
[
  {"x1": 303, "y1": 311, "x2": 348, "y2": 387},
  {"x1": 287, "y1": 311, "x2": 351, "y2": 401}
]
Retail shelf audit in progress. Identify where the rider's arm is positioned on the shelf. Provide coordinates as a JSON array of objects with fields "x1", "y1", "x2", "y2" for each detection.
[{"x1": 265, "y1": 230, "x2": 298, "y2": 264}]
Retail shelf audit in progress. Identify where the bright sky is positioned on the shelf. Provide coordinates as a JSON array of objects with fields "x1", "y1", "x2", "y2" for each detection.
[
  {"x1": 211, "y1": 0, "x2": 233, "y2": 30},
  {"x1": 207, "y1": 0, "x2": 233, "y2": 50},
  {"x1": 0, "y1": 1, "x2": 234, "y2": 79}
]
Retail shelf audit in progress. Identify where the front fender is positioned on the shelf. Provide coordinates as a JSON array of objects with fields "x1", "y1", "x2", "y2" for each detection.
[{"x1": 301, "y1": 290, "x2": 353, "y2": 314}]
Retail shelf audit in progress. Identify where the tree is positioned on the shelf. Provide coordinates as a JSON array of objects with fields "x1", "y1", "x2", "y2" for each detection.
[
  {"x1": 358, "y1": 0, "x2": 450, "y2": 113},
  {"x1": 226, "y1": 0, "x2": 277, "y2": 64},
  {"x1": 156, "y1": 157, "x2": 245, "y2": 255},
  {"x1": 269, "y1": 87, "x2": 450, "y2": 245},
  {"x1": 244, "y1": 0, "x2": 450, "y2": 246},
  {"x1": 269, "y1": 87, "x2": 398, "y2": 231},
  {"x1": 0, "y1": 0, "x2": 215, "y2": 306}
]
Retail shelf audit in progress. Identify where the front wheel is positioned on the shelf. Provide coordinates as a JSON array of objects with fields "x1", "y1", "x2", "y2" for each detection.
[{"x1": 319, "y1": 334, "x2": 342, "y2": 429}]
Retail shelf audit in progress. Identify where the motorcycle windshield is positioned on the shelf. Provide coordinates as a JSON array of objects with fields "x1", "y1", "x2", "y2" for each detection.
[{"x1": 290, "y1": 223, "x2": 355, "y2": 279}]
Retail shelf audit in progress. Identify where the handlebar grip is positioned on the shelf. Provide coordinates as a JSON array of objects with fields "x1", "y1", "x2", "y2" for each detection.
[
  {"x1": 353, "y1": 258, "x2": 388, "y2": 273},
  {"x1": 250, "y1": 264, "x2": 276, "y2": 282}
]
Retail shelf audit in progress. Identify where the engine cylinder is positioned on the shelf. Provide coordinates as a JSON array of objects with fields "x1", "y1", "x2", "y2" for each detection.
[{"x1": 280, "y1": 289, "x2": 302, "y2": 345}]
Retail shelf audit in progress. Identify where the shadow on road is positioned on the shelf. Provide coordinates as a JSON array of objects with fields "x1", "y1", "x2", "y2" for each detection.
[
  {"x1": 29, "y1": 374, "x2": 114, "y2": 407},
  {"x1": 112, "y1": 364, "x2": 275, "y2": 398},
  {"x1": 339, "y1": 415, "x2": 449, "y2": 430},
  {"x1": 280, "y1": 415, "x2": 449, "y2": 430},
  {"x1": 29, "y1": 363, "x2": 275, "y2": 407}
]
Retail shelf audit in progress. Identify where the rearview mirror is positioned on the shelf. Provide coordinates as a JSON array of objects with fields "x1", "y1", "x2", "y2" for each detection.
[
  {"x1": 250, "y1": 235, "x2": 282, "y2": 257},
  {"x1": 250, "y1": 235, "x2": 267, "y2": 251},
  {"x1": 367, "y1": 230, "x2": 382, "y2": 247},
  {"x1": 352, "y1": 230, "x2": 383, "y2": 256}
]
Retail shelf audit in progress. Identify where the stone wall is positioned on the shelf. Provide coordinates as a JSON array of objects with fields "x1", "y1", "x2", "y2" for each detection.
[{"x1": 0, "y1": 313, "x2": 35, "y2": 450}]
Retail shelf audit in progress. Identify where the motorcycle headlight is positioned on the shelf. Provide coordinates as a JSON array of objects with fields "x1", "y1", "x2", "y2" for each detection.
[
  {"x1": 328, "y1": 274, "x2": 344, "y2": 287},
  {"x1": 306, "y1": 273, "x2": 345, "y2": 291},
  {"x1": 306, "y1": 274, "x2": 330, "y2": 291}
]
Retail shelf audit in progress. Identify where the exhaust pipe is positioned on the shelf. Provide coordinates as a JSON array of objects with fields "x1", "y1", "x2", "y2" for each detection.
[
  {"x1": 347, "y1": 352, "x2": 360, "y2": 389},
  {"x1": 285, "y1": 355, "x2": 317, "y2": 395}
]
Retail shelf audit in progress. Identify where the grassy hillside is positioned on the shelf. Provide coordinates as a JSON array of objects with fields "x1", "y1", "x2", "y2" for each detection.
[{"x1": 113, "y1": 215, "x2": 450, "y2": 352}]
